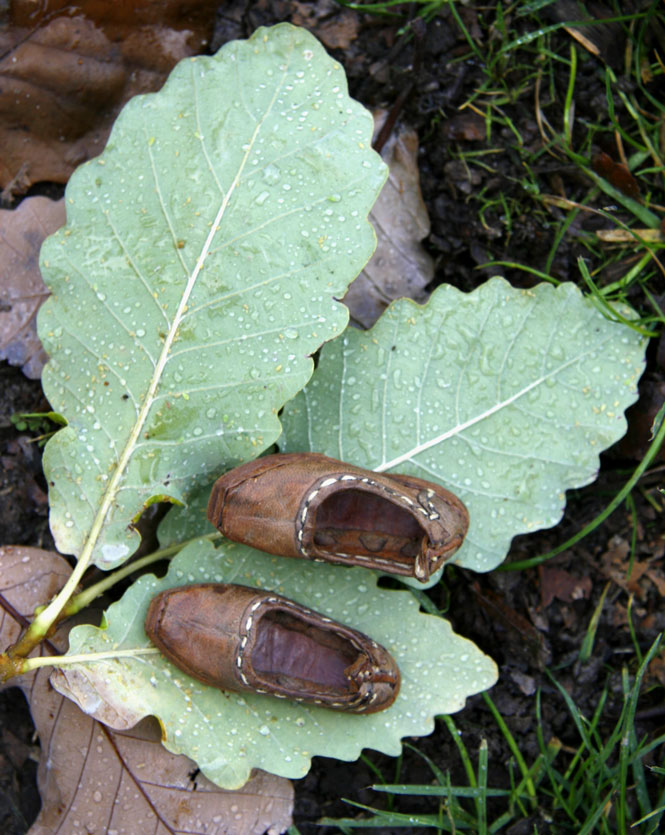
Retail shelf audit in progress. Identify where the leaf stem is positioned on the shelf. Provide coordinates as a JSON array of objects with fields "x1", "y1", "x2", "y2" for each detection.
[
  {"x1": 7, "y1": 555, "x2": 93, "y2": 659},
  {"x1": 61, "y1": 532, "x2": 221, "y2": 617},
  {"x1": 376, "y1": 351, "x2": 587, "y2": 473},
  {"x1": 499, "y1": 403, "x2": 665, "y2": 571},
  {"x1": 22, "y1": 646, "x2": 160, "y2": 673},
  {"x1": 10, "y1": 63, "x2": 276, "y2": 664},
  {"x1": 7, "y1": 528, "x2": 221, "y2": 663}
]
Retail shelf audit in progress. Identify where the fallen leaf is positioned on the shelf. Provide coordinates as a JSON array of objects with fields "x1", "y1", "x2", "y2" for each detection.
[
  {"x1": 595, "y1": 229, "x2": 662, "y2": 243},
  {"x1": 0, "y1": 546, "x2": 294, "y2": 834},
  {"x1": 291, "y1": 0, "x2": 359, "y2": 50},
  {"x1": 509, "y1": 670, "x2": 536, "y2": 697},
  {"x1": 343, "y1": 112, "x2": 434, "y2": 328},
  {"x1": 648, "y1": 652, "x2": 665, "y2": 687},
  {"x1": 0, "y1": 0, "x2": 218, "y2": 193},
  {"x1": 592, "y1": 151, "x2": 641, "y2": 200},
  {"x1": 0, "y1": 547, "x2": 73, "y2": 650},
  {"x1": 316, "y1": 14, "x2": 360, "y2": 50},
  {"x1": 539, "y1": 565, "x2": 592, "y2": 608},
  {"x1": 599, "y1": 535, "x2": 665, "y2": 600},
  {"x1": 645, "y1": 568, "x2": 665, "y2": 597},
  {"x1": 0, "y1": 197, "x2": 65, "y2": 378},
  {"x1": 441, "y1": 111, "x2": 486, "y2": 141},
  {"x1": 28, "y1": 680, "x2": 294, "y2": 835}
]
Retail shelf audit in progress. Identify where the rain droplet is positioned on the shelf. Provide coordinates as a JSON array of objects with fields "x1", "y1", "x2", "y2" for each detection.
[{"x1": 263, "y1": 164, "x2": 280, "y2": 184}]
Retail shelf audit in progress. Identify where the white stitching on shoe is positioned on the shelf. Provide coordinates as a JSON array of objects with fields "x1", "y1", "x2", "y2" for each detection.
[
  {"x1": 234, "y1": 594, "x2": 390, "y2": 711},
  {"x1": 296, "y1": 473, "x2": 442, "y2": 569}
]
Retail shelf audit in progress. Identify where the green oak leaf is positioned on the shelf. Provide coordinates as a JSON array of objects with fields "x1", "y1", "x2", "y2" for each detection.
[
  {"x1": 37, "y1": 23, "x2": 386, "y2": 569},
  {"x1": 279, "y1": 278, "x2": 647, "y2": 573},
  {"x1": 51, "y1": 540, "x2": 498, "y2": 789}
]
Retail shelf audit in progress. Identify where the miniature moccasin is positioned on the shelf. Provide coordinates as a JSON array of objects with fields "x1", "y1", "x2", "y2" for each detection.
[
  {"x1": 207, "y1": 452, "x2": 469, "y2": 582},
  {"x1": 145, "y1": 583, "x2": 400, "y2": 713}
]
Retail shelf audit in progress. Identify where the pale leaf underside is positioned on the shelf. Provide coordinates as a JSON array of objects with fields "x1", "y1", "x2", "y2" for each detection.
[
  {"x1": 55, "y1": 540, "x2": 498, "y2": 789},
  {"x1": 37, "y1": 23, "x2": 386, "y2": 569},
  {"x1": 280, "y1": 278, "x2": 646, "y2": 573}
]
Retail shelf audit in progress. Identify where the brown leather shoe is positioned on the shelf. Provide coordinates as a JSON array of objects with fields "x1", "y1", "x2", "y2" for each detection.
[
  {"x1": 145, "y1": 583, "x2": 400, "y2": 713},
  {"x1": 207, "y1": 453, "x2": 469, "y2": 582}
]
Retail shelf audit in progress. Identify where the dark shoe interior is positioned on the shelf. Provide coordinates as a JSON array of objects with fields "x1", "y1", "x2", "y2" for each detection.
[
  {"x1": 252, "y1": 610, "x2": 359, "y2": 692},
  {"x1": 313, "y1": 489, "x2": 423, "y2": 559}
]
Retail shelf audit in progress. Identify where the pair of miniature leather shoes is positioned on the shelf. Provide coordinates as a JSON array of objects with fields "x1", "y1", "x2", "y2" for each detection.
[
  {"x1": 207, "y1": 452, "x2": 469, "y2": 583},
  {"x1": 145, "y1": 583, "x2": 400, "y2": 713},
  {"x1": 146, "y1": 453, "x2": 469, "y2": 714}
]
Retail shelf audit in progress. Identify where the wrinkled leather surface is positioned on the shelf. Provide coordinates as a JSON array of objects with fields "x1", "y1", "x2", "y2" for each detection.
[
  {"x1": 145, "y1": 583, "x2": 400, "y2": 713},
  {"x1": 207, "y1": 453, "x2": 469, "y2": 581}
]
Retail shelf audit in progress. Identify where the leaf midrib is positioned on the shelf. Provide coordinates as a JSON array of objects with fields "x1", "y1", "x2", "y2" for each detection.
[
  {"x1": 76, "y1": 46, "x2": 292, "y2": 564},
  {"x1": 374, "y1": 348, "x2": 594, "y2": 473}
]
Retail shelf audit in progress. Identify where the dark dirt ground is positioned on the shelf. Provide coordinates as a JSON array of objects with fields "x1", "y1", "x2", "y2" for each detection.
[{"x1": 2, "y1": 2, "x2": 665, "y2": 833}]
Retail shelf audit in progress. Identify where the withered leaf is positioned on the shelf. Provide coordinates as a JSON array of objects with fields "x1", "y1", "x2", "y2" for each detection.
[
  {"x1": 441, "y1": 112, "x2": 485, "y2": 142},
  {"x1": 539, "y1": 565, "x2": 592, "y2": 608},
  {"x1": 0, "y1": 546, "x2": 294, "y2": 834},
  {"x1": 27, "y1": 680, "x2": 294, "y2": 835},
  {"x1": 0, "y1": 0, "x2": 218, "y2": 192},
  {"x1": 592, "y1": 151, "x2": 641, "y2": 200},
  {"x1": 0, "y1": 197, "x2": 65, "y2": 378},
  {"x1": 291, "y1": 0, "x2": 359, "y2": 50},
  {"x1": 343, "y1": 112, "x2": 434, "y2": 328}
]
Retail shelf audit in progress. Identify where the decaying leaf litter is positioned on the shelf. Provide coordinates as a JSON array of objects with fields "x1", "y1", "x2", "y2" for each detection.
[{"x1": 0, "y1": 1, "x2": 660, "y2": 835}]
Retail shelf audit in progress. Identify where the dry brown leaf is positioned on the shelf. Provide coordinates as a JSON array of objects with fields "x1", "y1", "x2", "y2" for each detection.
[
  {"x1": 0, "y1": 547, "x2": 73, "y2": 650},
  {"x1": 592, "y1": 151, "x2": 641, "y2": 200},
  {"x1": 648, "y1": 652, "x2": 665, "y2": 687},
  {"x1": 0, "y1": 0, "x2": 218, "y2": 193},
  {"x1": 599, "y1": 535, "x2": 665, "y2": 600},
  {"x1": 0, "y1": 546, "x2": 294, "y2": 834},
  {"x1": 539, "y1": 565, "x2": 592, "y2": 608},
  {"x1": 595, "y1": 229, "x2": 663, "y2": 243},
  {"x1": 0, "y1": 197, "x2": 64, "y2": 378},
  {"x1": 27, "y1": 677, "x2": 294, "y2": 835},
  {"x1": 342, "y1": 112, "x2": 434, "y2": 328},
  {"x1": 316, "y1": 14, "x2": 360, "y2": 50},
  {"x1": 291, "y1": 0, "x2": 359, "y2": 50},
  {"x1": 441, "y1": 112, "x2": 486, "y2": 141},
  {"x1": 645, "y1": 568, "x2": 665, "y2": 598}
]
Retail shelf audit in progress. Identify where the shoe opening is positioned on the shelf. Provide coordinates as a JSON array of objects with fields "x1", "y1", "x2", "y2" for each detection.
[
  {"x1": 312, "y1": 489, "x2": 423, "y2": 561},
  {"x1": 251, "y1": 609, "x2": 360, "y2": 692}
]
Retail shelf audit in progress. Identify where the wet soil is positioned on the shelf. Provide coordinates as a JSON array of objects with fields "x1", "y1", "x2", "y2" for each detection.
[{"x1": 2, "y1": 2, "x2": 665, "y2": 833}]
